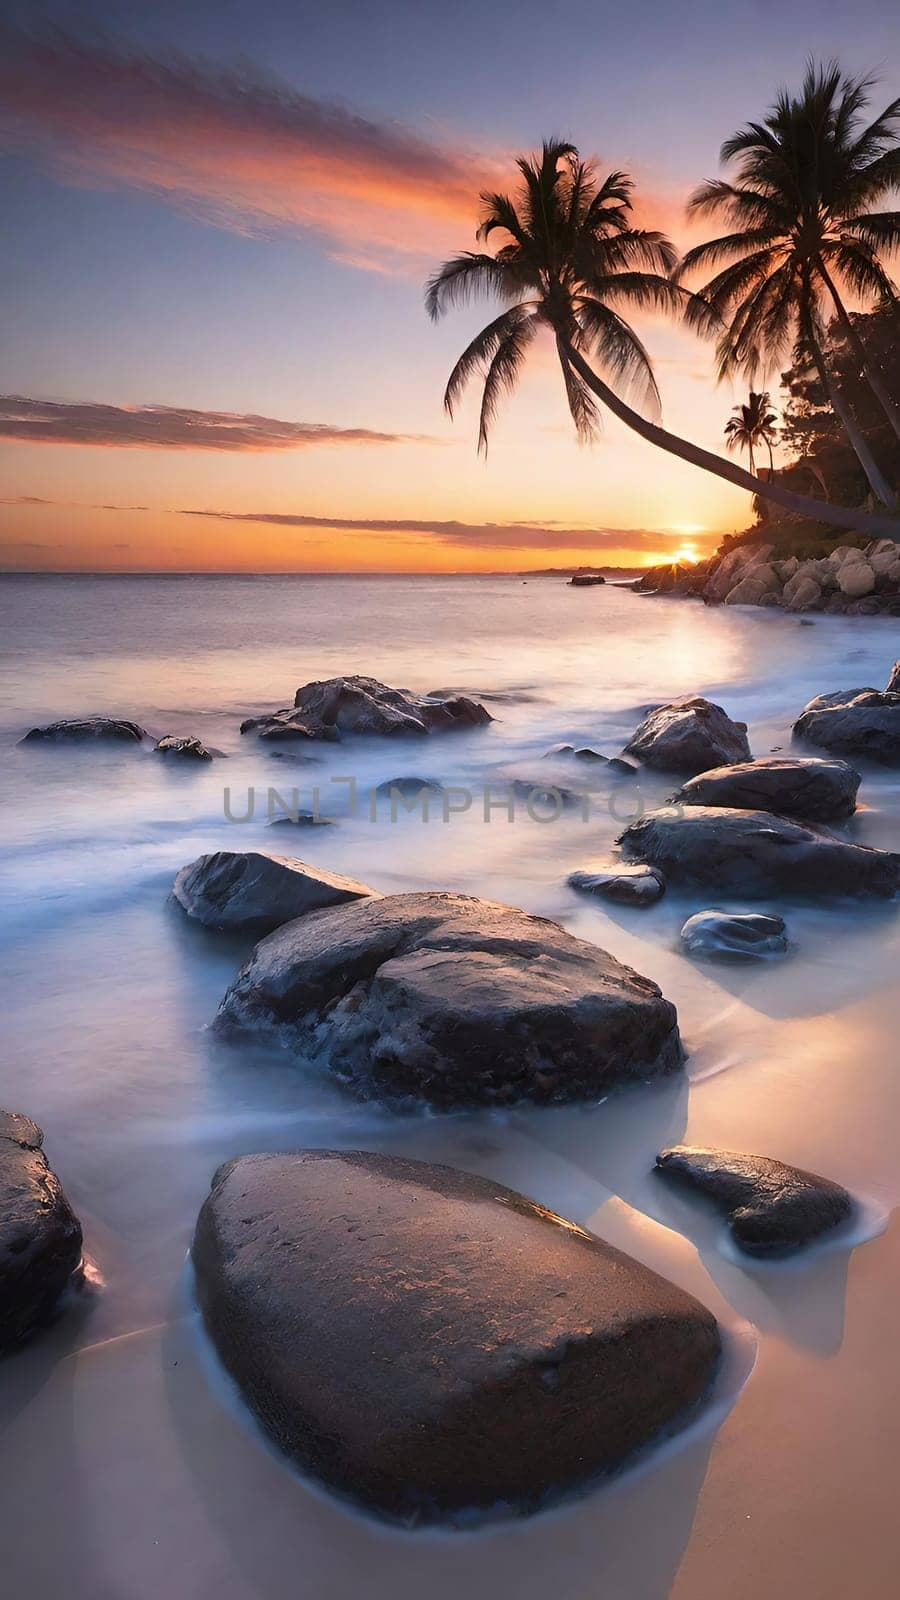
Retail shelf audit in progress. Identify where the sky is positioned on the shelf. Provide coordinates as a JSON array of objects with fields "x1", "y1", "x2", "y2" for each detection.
[{"x1": 1, "y1": 0, "x2": 898, "y2": 573}]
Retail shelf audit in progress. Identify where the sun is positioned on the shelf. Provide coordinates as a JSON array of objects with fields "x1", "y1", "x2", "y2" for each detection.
[{"x1": 673, "y1": 544, "x2": 699, "y2": 565}]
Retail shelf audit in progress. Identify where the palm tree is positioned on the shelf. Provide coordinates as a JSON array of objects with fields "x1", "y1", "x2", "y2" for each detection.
[
  {"x1": 678, "y1": 61, "x2": 900, "y2": 507},
  {"x1": 426, "y1": 140, "x2": 899, "y2": 538},
  {"x1": 724, "y1": 390, "x2": 778, "y2": 479}
]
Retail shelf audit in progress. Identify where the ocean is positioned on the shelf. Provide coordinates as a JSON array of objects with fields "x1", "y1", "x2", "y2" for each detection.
[{"x1": 1, "y1": 572, "x2": 899, "y2": 1596}]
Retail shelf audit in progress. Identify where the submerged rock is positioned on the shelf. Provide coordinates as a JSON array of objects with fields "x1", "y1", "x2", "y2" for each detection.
[
  {"x1": 793, "y1": 689, "x2": 900, "y2": 765},
  {"x1": 172, "y1": 850, "x2": 374, "y2": 935},
  {"x1": 215, "y1": 891, "x2": 683, "y2": 1106},
  {"x1": 544, "y1": 744, "x2": 607, "y2": 762},
  {"x1": 569, "y1": 572, "x2": 606, "y2": 586},
  {"x1": 625, "y1": 698, "x2": 751, "y2": 775},
  {"x1": 619, "y1": 806, "x2": 900, "y2": 897},
  {"x1": 20, "y1": 717, "x2": 146, "y2": 745},
  {"x1": 192, "y1": 1150, "x2": 721, "y2": 1519},
  {"x1": 241, "y1": 678, "x2": 491, "y2": 742},
  {"x1": 655, "y1": 1145, "x2": 852, "y2": 1255},
  {"x1": 680, "y1": 910, "x2": 787, "y2": 960},
  {"x1": 672, "y1": 756, "x2": 860, "y2": 822},
  {"x1": 568, "y1": 864, "x2": 666, "y2": 906},
  {"x1": 154, "y1": 734, "x2": 216, "y2": 761},
  {"x1": 0, "y1": 1111, "x2": 83, "y2": 1352}
]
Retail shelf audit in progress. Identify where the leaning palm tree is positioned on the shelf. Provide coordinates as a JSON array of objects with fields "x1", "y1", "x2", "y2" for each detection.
[
  {"x1": 724, "y1": 390, "x2": 778, "y2": 478},
  {"x1": 426, "y1": 140, "x2": 899, "y2": 537},
  {"x1": 678, "y1": 62, "x2": 900, "y2": 506}
]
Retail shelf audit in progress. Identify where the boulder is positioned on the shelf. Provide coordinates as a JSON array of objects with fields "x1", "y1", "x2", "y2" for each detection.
[
  {"x1": 828, "y1": 545, "x2": 863, "y2": 570},
  {"x1": 679, "y1": 910, "x2": 787, "y2": 960},
  {"x1": 569, "y1": 573, "x2": 606, "y2": 586},
  {"x1": 172, "y1": 851, "x2": 374, "y2": 935},
  {"x1": 242, "y1": 678, "x2": 491, "y2": 742},
  {"x1": 672, "y1": 755, "x2": 860, "y2": 822},
  {"x1": 214, "y1": 892, "x2": 683, "y2": 1106},
  {"x1": 723, "y1": 568, "x2": 779, "y2": 606},
  {"x1": 782, "y1": 572, "x2": 822, "y2": 612},
  {"x1": 870, "y1": 546, "x2": 899, "y2": 576},
  {"x1": 704, "y1": 543, "x2": 774, "y2": 603},
  {"x1": 192, "y1": 1150, "x2": 721, "y2": 1519},
  {"x1": 154, "y1": 735, "x2": 215, "y2": 761},
  {"x1": 0, "y1": 1111, "x2": 83, "y2": 1352},
  {"x1": 793, "y1": 689, "x2": 900, "y2": 765},
  {"x1": 886, "y1": 661, "x2": 900, "y2": 694},
  {"x1": 240, "y1": 710, "x2": 338, "y2": 742},
  {"x1": 20, "y1": 717, "x2": 146, "y2": 745},
  {"x1": 655, "y1": 1145, "x2": 852, "y2": 1255},
  {"x1": 624, "y1": 697, "x2": 751, "y2": 775},
  {"x1": 837, "y1": 561, "x2": 876, "y2": 598},
  {"x1": 568, "y1": 864, "x2": 666, "y2": 906},
  {"x1": 618, "y1": 806, "x2": 900, "y2": 897}
]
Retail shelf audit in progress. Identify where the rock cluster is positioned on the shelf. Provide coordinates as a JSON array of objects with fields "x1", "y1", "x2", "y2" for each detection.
[
  {"x1": 192, "y1": 1150, "x2": 721, "y2": 1519},
  {"x1": 214, "y1": 891, "x2": 683, "y2": 1106},
  {"x1": 0, "y1": 1111, "x2": 83, "y2": 1352},
  {"x1": 636, "y1": 537, "x2": 900, "y2": 615},
  {"x1": 242, "y1": 675, "x2": 492, "y2": 741},
  {"x1": 656, "y1": 1145, "x2": 853, "y2": 1255}
]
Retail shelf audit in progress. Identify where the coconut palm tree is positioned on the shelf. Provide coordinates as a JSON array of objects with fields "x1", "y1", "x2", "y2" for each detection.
[
  {"x1": 426, "y1": 140, "x2": 899, "y2": 538},
  {"x1": 678, "y1": 61, "x2": 900, "y2": 506},
  {"x1": 724, "y1": 390, "x2": 778, "y2": 479}
]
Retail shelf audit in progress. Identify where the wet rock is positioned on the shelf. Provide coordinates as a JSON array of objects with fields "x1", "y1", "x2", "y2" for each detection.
[
  {"x1": 886, "y1": 661, "x2": 900, "y2": 694},
  {"x1": 608, "y1": 756, "x2": 640, "y2": 776},
  {"x1": 268, "y1": 812, "x2": 334, "y2": 828},
  {"x1": 240, "y1": 710, "x2": 338, "y2": 742},
  {"x1": 375, "y1": 777, "x2": 445, "y2": 799},
  {"x1": 543, "y1": 744, "x2": 607, "y2": 762},
  {"x1": 0, "y1": 1111, "x2": 83, "y2": 1352},
  {"x1": 192, "y1": 1149, "x2": 721, "y2": 1519},
  {"x1": 154, "y1": 734, "x2": 216, "y2": 761},
  {"x1": 295, "y1": 676, "x2": 492, "y2": 737},
  {"x1": 172, "y1": 850, "x2": 374, "y2": 935},
  {"x1": 672, "y1": 756, "x2": 860, "y2": 822},
  {"x1": 619, "y1": 806, "x2": 900, "y2": 897},
  {"x1": 20, "y1": 717, "x2": 146, "y2": 745},
  {"x1": 679, "y1": 910, "x2": 787, "y2": 960},
  {"x1": 625, "y1": 698, "x2": 751, "y2": 775},
  {"x1": 655, "y1": 1145, "x2": 852, "y2": 1255},
  {"x1": 215, "y1": 892, "x2": 683, "y2": 1106},
  {"x1": 793, "y1": 689, "x2": 900, "y2": 765},
  {"x1": 568, "y1": 572, "x2": 606, "y2": 586},
  {"x1": 568, "y1": 864, "x2": 665, "y2": 906}
]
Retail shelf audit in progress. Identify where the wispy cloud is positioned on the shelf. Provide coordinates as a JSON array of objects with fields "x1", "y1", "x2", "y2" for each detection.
[
  {"x1": 0, "y1": 24, "x2": 495, "y2": 270},
  {"x1": 178, "y1": 507, "x2": 701, "y2": 553},
  {"x1": 0, "y1": 396, "x2": 434, "y2": 450}
]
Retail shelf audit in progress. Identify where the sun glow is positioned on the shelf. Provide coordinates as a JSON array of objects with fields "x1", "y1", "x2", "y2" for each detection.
[{"x1": 673, "y1": 544, "x2": 700, "y2": 564}]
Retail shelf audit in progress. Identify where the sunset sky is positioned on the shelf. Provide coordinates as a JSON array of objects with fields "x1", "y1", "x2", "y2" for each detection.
[{"x1": 2, "y1": 0, "x2": 897, "y2": 573}]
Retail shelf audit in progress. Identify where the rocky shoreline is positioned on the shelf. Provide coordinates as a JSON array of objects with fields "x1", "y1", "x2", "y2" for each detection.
[{"x1": 636, "y1": 536, "x2": 900, "y2": 615}]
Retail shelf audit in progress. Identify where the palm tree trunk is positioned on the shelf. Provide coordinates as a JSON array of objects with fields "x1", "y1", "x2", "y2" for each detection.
[
  {"x1": 817, "y1": 261, "x2": 900, "y2": 446},
  {"x1": 801, "y1": 313, "x2": 897, "y2": 509},
  {"x1": 748, "y1": 441, "x2": 756, "y2": 477},
  {"x1": 561, "y1": 341, "x2": 900, "y2": 539}
]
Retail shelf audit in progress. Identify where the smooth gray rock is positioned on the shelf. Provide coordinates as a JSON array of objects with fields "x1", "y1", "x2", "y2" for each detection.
[
  {"x1": 20, "y1": 717, "x2": 146, "y2": 745},
  {"x1": 625, "y1": 698, "x2": 751, "y2": 775},
  {"x1": 172, "y1": 850, "x2": 374, "y2": 935},
  {"x1": 0, "y1": 1111, "x2": 83, "y2": 1352},
  {"x1": 154, "y1": 734, "x2": 215, "y2": 761},
  {"x1": 619, "y1": 806, "x2": 900, "y2": 897},
  {"x1": 680, "y1": 910, "x2": 787, "y2": 960},
  {"x1": 192, "y1": 1150, "x2": 721, "y2": 1519},
  {"x1": 672, "y1": 756, "x2": 860, "y2": 822},
  {"x1": 215, "y1": 892, "x2": 683, "y2": 1106},
  {"x1": 568, "y1": 864, "x2": 666, "y2": 906},
  {"x1": 656, "y1": 1145, "x2": 852, "y2": 1255},
  {"x1": 793, "y1": 689, "x2": 900, "y2": 765}
]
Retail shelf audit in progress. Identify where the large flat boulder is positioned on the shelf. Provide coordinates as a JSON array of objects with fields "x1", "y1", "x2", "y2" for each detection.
[
  {"x1": 793, "y1": 689, "x2": 900, "y2": 765},
  {"x1": 242, "y1": 677, "x2": 492, "y2": 742},
  {"x1": 656, "y1": 1145, "x2": 852, "y2": 1255},
  {"x1": 172, "y1": 850, "x2": 374, "y2": 935},
  {"x1": 619, "y1": 807, "x2": 900, "y2": 897},
  {"x1": 20, "y1": 717, "x2": 146, "y2": 744},
  {"x1": 192, "y1": 1150, "x2": 721, "y2": 1519},
  {"x1": 672, "y1": 756, "x2": 860, "y2": 822},
  {"x1": 214, "y1": 892, "x2": 683, "y2": 1106},
  {"x1": 0, "y1": 1111, "x2": 83, "y2": 1352},
  {"x1": 625, "y1": 698, "x2": 751, "y2": 775}
]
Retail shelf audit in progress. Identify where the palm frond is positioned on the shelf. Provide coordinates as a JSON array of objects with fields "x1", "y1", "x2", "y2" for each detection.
[
  {"x1": 425, "y1": 253, "x2": 524, "y2": 320},
  {"x1": 477, "y1": 313, "x2": 539, "y2": 453}
]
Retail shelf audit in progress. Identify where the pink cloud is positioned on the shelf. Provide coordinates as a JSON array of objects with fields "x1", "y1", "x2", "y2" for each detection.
[{"x1": 0, "y1": 396, "x2": 436, "y2": 450}]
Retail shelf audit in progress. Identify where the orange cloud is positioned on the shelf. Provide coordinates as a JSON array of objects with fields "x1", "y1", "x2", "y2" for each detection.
[
  {"x1": 0, "y1": 396, "x2": 437, "y2": 450},
  {"x1": 0, "y1": 24, "x2": 498, "y2": 269}
]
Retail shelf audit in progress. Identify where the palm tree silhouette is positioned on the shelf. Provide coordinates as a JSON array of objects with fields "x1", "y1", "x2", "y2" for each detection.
[
  {"x1": 426, "y1": 141, "x2": 898, "y2": 537},
  {"x1": 724, "y1": 390, "x2": 778, "y2": 480},
  {"x1": 679, "y1": 62, "x2": 900, "y2": 507}
]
